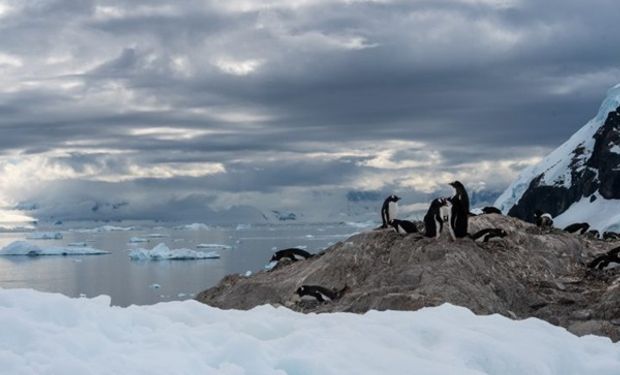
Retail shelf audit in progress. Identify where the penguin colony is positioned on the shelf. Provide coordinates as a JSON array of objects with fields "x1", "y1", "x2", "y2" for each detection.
[{"x1": 265, "y1": 180, "x2": 620, "y2": 305}]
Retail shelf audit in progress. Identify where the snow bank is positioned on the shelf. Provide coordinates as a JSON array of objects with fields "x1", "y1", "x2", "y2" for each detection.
[
  {"x1": 25, "y1": 232, "x2": 63, "y2": 240},
  {"x1": 0, "y1": 288, "x2": 618, "y2": 375},
  {"x1": 0, "y1": 241, "x2": 109, "y2": 256},
  {"x1": 129, "y1": 243, "x2": 220, "y2": 260}
]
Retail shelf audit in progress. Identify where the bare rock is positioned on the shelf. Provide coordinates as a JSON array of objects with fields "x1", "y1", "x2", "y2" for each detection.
[{"x1": 197, "y1": 215, "x2": 620, "y2": 342}]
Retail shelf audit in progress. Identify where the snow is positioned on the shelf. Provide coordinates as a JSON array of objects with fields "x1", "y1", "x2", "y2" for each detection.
[
  {"x1": 25, "y1": 232, "x2": 63, "y2": 240},
  {"x1": 0, "y1": 241, "x2": 109, "y2": 256},
  {"x1": 553, "y1": 193, "x2": 620, "y2": 232},
  {"x1": 0, "y1": 288, "x2": 618, "y2": 375},
  {"x1": 129, "y1": 243, "x2": 220, "y2": 260},
  {"x1": 175, "y1": 223, "x2": 210, "y2": 231},
  {"x1": 496, "y1": 84, "x2": 620, "y2": 213},
  {"x1": 196, "y1": 243, "x2": 232, "y2": 249}
]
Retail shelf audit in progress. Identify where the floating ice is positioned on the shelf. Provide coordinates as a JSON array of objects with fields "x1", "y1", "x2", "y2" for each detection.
[
  {"x1": 129, "y1": 243, "x2": 220, "y2": 261},
  {"x1": 74, "y1": 225, "x2": 135, "y2": 233},
  {"x1": 0, "y1": 241, "x2": 109, "y2": 256},
  {"x1": 196, "y1": 243, "x2": 232, "y2": 250},
  {"x1": 174, "y1": 223, "x2": 210, "y2": 231},
  {"x1": 146, "y1": 233, "x2": 168, "y2": 238},
  {"x1": 128, "y1": 237, "x2": 149, "y2": 243},
  {"x1": 0, "y1": 289, "x2": 618, "y2": 375},
  {"x1": 26, "y1": 232, "x2": 63, "y2": 240},
  {"x1": 67, "y1": 242, "x2": 88, "y2": 247},
  {"x1": 235, "y1": 224, "x2": 251, "y2": 230}
]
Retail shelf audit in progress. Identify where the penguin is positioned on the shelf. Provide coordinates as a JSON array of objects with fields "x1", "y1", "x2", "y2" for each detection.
[
  {"x1": 449, "y1": 181, "x2": 470, "y2": 238},
  {"x1": 380, "y1": 195, "x2": 401, "y2": 228},
  {"x1": 469, "y1": 228, "x2": 507, "y2": 242},
  {"x1": 603, "y1": 231, "x2": 620, "y2": 241},
  {"x1": 587, "y1": 230, "x2": 600, "y2": 239},
  {"x1": 295, "y1": 285, "x2": 348, "y2": 303},
  {"x1": 588, "y1": 246, "x2": 620, "y2": 270},
  {"x1": 423, "y1": 198, "x2": 454, "y2": 239},
  {"x1": 563, "y1": 223, "x2": 590, "y2": 235},
  {"x1": 390, "y1": 219, "x2": 419, "y2": 234},
  {"x1": 270, "y1": 248, "x2": 313, "y2": 262},
  {"x1": 481, "y1": 206, "x2": 502, "y2": 215},
  {"x1": 534, "y1": 210, "x2": 554, "y2": 229}
]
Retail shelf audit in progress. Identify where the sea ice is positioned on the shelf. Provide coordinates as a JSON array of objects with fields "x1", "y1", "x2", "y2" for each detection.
[
  {"x1": 129, "y1": 243, "x2": 220, "y2": 260},
  {"x1": 0, "y1": 241, "x2": 109, "y2": 256},
  {"x1": 26, "y1": 232, "x2": 63, "y2": 240}
]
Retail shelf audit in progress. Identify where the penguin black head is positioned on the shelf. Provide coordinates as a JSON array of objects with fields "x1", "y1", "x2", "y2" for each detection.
[
  {"x1": 533, "y1": 209, "x2": 543, "y2": 218},
  {"x1": 295, "y1": 286, "x2": 305, "y2": 296},
  {"x1": 449, "y1": 181, "x2": 465, "y2": 191},
  {"x1": 389, "y1": 195, "x2": 401, "y2": 202}
]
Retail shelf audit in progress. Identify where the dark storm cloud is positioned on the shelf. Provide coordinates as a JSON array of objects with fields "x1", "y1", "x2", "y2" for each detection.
[{"x1": 1, "y1": 0, "x2": 619, "y2": 218}]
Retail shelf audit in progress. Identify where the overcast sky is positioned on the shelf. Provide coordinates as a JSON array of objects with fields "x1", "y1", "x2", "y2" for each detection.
[{"x1": 0, "y1": 0, "x2": 619, "y2": 221}]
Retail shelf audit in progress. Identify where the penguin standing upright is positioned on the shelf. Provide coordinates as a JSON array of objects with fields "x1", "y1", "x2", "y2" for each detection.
[
  {"x1": 424, "y1": 197, "x2": 452, "y2": 238},
  {"x1": 380, "y1": 195, "x2": 401, "y2": 228},
  {"x1": 449, "y1": 181, "x2": 470, "y2": 238}
]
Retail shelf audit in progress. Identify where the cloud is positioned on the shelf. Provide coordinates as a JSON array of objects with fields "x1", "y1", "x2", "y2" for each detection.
[{"x1": 0, "y1": 0, "x2": 618, "y2": 220}]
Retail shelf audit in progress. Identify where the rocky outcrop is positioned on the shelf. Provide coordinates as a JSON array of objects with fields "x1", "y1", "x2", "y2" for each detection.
[{"x1": 197, "y1": 214, "x2": 620, "y2": 342}]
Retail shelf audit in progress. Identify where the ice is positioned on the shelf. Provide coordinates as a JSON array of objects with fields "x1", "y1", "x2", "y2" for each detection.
[
  {"x1": 149, "y1": 284, "x2": 161, "y2": 289},
  {"x1": 264, "y1": 261, "x2": 278, "y2": 270},
  {"x1": 0, "y1": 241, "x2": 109, "y2": 256},
  {"x1": 67, "y1": 242, "x2": 88, "y2": 247},
  {"x1": 128, "y1": 237, "x2": 149, "y2": 243},
  {"x1": 26, "y1": 232, "x2": 63, "y2": 240},
  {"x1": 146, "y1": 233, "x2": 168, "y2": 238},
  {"x1": 344, "y1": 221, "x2": 376, "y2": 229},
  {"x1": 174, "y1": 223, "x2": 210, "y2": 231},
  {"x1": 196, "y1": 243, "x2": 232, "y2": 249},
  {"x1": 235, "y1": 224, "x2": 251, "y2": 230},
  {"x1": 128, "y1": 243, "x2": 221, "y2": 260},
  {"x1": 74, "y1": 225, "x2": 135, "y2": 233},
  {"x1": 0, "y1": 289, "x2": 618, "y2": 375},
  {"x1": 243, "y1": 270, "x2": 252, "y2": 277}
]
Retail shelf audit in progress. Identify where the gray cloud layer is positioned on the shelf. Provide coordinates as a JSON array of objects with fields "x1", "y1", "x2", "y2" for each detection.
[{"x1": 0, "y1": 0, "x2": 618, "y2": 220}]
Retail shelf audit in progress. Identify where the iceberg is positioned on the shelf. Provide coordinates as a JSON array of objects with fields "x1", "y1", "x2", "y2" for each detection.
[
  {"x1": 0, "y1": 289, "x2": 618, "y2": 375},
  {"x1": 25, "y1": 232, "x2": 63, "y2": 240},
  {"x1": 174, "y1": 223, "x2": 210, "y2": 231},
  {"x1": 128, "y1": 243, "x2": 220, "y2": 260},
  {"x1": 0, "y1": 241, "x2": 109, "y2": 256}
]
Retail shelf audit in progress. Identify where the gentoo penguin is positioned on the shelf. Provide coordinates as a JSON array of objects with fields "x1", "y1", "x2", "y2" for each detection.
[
  {"x1": 534, "y1": 210, "x2": 554, "y2": 229},
  {"x1": 270, "y1": 248, "x2": 313, "y2": 262},
  {"x1": 380, "y1": 195, "x2": 401, "y2": 228},
  {"x1": 449, "y1": 181, "x2": 470, "y2": 238},
  {"x1": 390, "y1": 219, "x2": 419, "y2": 234},
  {"x1": 470, "y1": 228, "x2": 507, "y2": 242},
  {"x1": 588, "y1": 246, "x2": 620, "y2": 270},
  {"x1": 295, "y1": 285, "x2": 348, "y2": 303},
  {"x1": 587, "y1": 230, "x2": 600, "y2": 239},
  {"x1": 563, "y1": 223, "x2": 590, "y2": 235},
  {"x1": 482, "y1": 206, "x2": 502, "y2": 215},
  {"x1": 423, "y1": 198, "x2": 454, "y2": 239},
  {"x1": 603, "y1": 231, "x2": 620, "y2": 241}
]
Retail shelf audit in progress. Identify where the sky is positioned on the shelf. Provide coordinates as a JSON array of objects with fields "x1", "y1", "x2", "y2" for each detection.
[{"x1": 0, "y1": 0, "x2": 619, "y2": 222}]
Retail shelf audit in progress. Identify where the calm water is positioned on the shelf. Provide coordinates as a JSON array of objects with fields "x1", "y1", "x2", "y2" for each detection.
[{"x1": 0, "y1": 222, "x2": 366, "y2": 306}]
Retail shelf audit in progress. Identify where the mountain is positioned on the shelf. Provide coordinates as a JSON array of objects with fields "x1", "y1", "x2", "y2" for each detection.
[{"x1": 495, "y1": 84, "x2": 620, "y2": 231}]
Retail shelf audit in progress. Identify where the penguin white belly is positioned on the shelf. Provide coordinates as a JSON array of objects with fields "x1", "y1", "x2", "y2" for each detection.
[{"x1": 603, "y1": 261, "x2": 620, "y2": 270}]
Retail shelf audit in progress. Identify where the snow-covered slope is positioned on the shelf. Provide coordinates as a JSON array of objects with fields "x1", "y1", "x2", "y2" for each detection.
[
  {"x1": 496, "y1": 84, "x2": 620, "y2": 230},
  {"x1": 0, "y1": 288, "x2": 618, "y2": 375}
]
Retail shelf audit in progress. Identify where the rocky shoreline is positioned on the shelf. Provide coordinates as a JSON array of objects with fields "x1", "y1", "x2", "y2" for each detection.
[{"x1": 197, "y1": 214, "x2": 620, "y2": 342}]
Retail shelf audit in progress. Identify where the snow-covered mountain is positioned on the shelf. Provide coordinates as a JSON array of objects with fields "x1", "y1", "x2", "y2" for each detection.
[{"x1": 496, "y1": 84, "x2": 620, "y2": 231}]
